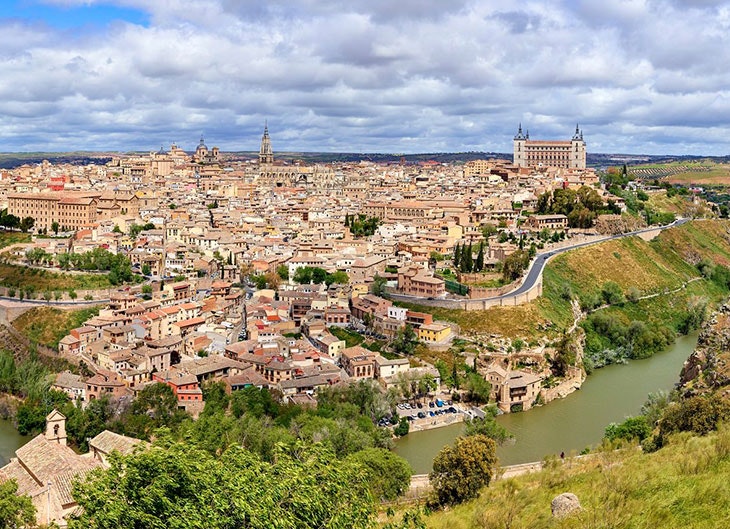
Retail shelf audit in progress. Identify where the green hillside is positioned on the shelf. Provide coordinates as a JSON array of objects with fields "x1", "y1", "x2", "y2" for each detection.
[
  {"x1": 424, "y1": 428, "x2": 730, "y2": 529},
  {"x1": 403, "y1": 220, "x2": 730, "y2": 341}
]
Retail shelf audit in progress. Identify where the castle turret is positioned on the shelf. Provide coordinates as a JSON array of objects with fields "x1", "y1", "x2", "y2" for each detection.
[
  {"x1": 570, "y1": 124, "x2": 587, "y2": 169},
  {"x1": 513, "y1": 123, "x2": 527, "y2": 167}
]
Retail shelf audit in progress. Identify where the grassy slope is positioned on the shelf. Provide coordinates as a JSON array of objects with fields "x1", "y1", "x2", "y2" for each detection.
[
  {"x1": 646, "y1": 192, "x2": 695, "y2": 216},
  {"x1": 424, "y1": 430, "x2": 730, "y2": 529},
  {"x1": 0, "y1": 263, "x2": 113, "y2": 290},
  {"x1": 398, "y1": 220, "x2": 730, "y2": 340},
  {"x1": 12, "y1": 306, "x2": 101, "y2": 350}
]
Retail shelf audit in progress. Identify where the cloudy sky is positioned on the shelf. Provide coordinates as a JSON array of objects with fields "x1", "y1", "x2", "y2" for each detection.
[{"x1": 1, "y1": 0, "x2": 730, "y2": 155}]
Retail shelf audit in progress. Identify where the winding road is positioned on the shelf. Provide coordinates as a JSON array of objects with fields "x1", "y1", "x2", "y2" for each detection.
[{"x1": 392, "y1": 218, "x2": 688, "y2": 307}]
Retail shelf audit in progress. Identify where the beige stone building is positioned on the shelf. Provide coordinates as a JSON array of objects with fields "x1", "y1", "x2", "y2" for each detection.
[
  {"x1": 513, "y1": 124, "x2": 586, "y2": 169},
  {"x1": 8, "y1": 192, "x2": 100, "y2": 232}
]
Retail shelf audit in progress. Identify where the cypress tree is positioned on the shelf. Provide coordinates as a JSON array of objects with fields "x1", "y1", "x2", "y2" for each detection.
[
  {"x1": 475, "y1": 243, "x2": 484, "y2": 272},
  {"x1": 453, "y1": 242, "x2": 461, "y2": 267},
  {"x1": 462, "y1": 242, "x2": 473, "y2": 273}
]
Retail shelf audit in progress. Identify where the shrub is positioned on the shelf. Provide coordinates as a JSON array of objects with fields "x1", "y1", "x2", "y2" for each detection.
[
  {"x1": 605, "y1": 415, "x2": 651, "y2": 443},
  {"x1": 660, "y1": 395, "x2": 730, "y2": 437}
]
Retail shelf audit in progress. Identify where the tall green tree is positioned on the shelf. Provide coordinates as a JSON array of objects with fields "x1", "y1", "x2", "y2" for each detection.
[
  {"x1": 345, "y1": 448, "x2": 412, "y2": 502},
  {"x1": 460, "y1": 242, "x2": 473, "y2": 273},
  {"x1": 392, "y1": 325, "x2": 418, "y2": 356},
  {"x1": 475, "y1": 243, "x2": 484, "y2": 272},
  {"x1": 429, "y1": 434, "x2": 497, "y2": 506}
]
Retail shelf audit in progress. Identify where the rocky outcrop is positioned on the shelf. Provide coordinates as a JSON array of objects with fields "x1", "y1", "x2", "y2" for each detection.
[
  {"x1": 679, "y1": 302, "x2": 730, "y2": 396},
  {"x1": 551, "y1": 492, "x2": 581, "y2": 518}
]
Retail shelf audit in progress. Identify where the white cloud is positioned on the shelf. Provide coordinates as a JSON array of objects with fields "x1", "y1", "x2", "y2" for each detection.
[{"x1": 0, "y1": 0, "x2": 729, "y2": 154}]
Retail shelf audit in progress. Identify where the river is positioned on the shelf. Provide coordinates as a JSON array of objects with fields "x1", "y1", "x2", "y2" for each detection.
[
  {"x1": 394, "y1": 332, "x2": 698, "y2": 474},
  {"x1": 0, "y1": 418, "x2": 27, "y2": 466}
]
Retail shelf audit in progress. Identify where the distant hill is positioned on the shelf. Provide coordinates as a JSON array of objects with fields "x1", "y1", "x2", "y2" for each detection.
[
  {"x1": 1, "y1": 150, "x2": 729, "y2": 170},
  {"x1": 0, "y1": 152, "x2": 114, "y2": 169}
]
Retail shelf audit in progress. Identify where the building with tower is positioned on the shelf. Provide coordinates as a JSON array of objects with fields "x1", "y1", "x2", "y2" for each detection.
[
  {"x1": 513, "y1": 124, "x2": 586, "y2": 170},
  {"x1": 259, "y1": 123, "x2": 274, "y2": 164},
  {"x1": 193, "y1": 136, "x2": 220, "y2": 165},
  {"x1": 256, "y1": 123, "x2": 336, "y2": 188}
]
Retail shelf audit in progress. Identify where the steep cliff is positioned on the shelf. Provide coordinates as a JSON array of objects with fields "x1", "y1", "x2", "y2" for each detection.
[{"x1": 678, "y1": 302, "x2": 730, "y2": 396}]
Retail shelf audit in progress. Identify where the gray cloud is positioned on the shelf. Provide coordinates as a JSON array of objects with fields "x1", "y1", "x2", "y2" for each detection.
[{"x1": 1, "y1": 0, "x2": 730, "y2": 154}]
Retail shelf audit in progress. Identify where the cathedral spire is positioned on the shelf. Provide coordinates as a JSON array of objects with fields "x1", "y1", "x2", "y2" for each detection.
[{"x1": 259, "y1": 122, "x2": 273, "y2": 165}]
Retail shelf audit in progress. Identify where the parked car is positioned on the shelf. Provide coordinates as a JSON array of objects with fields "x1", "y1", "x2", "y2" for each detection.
[{"x1": 417, "y1": 412, "x2": 425, "y2": 419}]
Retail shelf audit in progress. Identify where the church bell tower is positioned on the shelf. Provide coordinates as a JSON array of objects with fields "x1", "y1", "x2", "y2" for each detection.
[{"x1": 259, "y1": 122, "x2": 274, "y2": 165}]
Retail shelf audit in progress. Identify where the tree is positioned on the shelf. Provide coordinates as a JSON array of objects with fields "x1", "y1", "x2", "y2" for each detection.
[
  {"x1": 502, "y1": 250, "x2": 530, "y2": 282},
  {"x1": 293, "y1": 266, "x2": 313, "y2": 284},
  {"x1": 345, "y1": 448, "x2": 412, "y2": 501},
  {"x1": 626, "y1": 286, "x2": 641, "y2": 303},
  {"x1": 371, "y1": 275, "x2": 388, "y2": 297},
  {"x1": 19, "y1": 216, "x2": 34, "y2": 233},
  {"x1": 394, "y1": 417, "x2": 410, "y2": 437},
  {"x1": 429, "y1": 434, "x2": 497, "y2": 506},
  {"x1": 311, "y1": 267, "x2": 328, "y2": 284},
  {"x1": 464, "y1": 372, "x2": 491, "y2": 404},
  {"x1": 464, "y1": 415, "x2": 512, "y2": 445},
  {"x1": 51, "y1": 220, "x2": 60, "y2": 235},
  {"x1": 481, "y1": 223, "x2": 497, "y2": 238},
  {"x1": 475, "y1": 243, "x2": 484, "y2": 272},
  {"x1": 326, "y1": 270, "x2": 349, "y2": 286},
  {"x1": 460, "y1": 242, "x2": 473, "y2": 273},
  {"x1": 453, "y1": 242, "x2": 461, "y2": 266},
  {"x1": 276, "y1": 264, "x2": 289, "y2": 280},
  {"x1": 550, "y1": 332, "x2": 578, "y2": 378},
  {"x1": 123, "y1": 382, "x2": 188, "y2": 439},
  {"x1": 604, "y1": 415, "x2": 651, "y2": 443},
  {"x1": 0, "y1": 479, "x2": 35, "y2": 529},
  {"x1": 392, "y1": 325, "x2": 418, "y2": 356},
  {"x1": 70, "y1": 441, "x2": 375, "y2": 529},
  {"x1": 141, "y1": 264, "x2": 151, "y2": 276},
  {"x1": 601, "y1": 281, "x2": 625, "y2": 305}
]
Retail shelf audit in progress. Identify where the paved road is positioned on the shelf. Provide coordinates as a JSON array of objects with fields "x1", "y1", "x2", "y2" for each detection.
[
  {"x1": 505, "y1": 218, "x2": 687, "y2": 300},
  {"x1": 394, "y1": 218, "x2": 688, "y2": 305}
]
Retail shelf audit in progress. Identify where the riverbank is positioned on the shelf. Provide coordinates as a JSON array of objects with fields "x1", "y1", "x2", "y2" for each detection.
[{"x1": 394, "y1": 332, "x2": 699, "y2": 473}]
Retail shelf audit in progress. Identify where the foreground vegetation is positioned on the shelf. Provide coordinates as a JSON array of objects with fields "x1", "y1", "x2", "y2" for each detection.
[
  {"x1": 427, "y1": 429, "x2": 730, "y2": 528},
  {"x1": 425, "y1": 387, "x2": 730, "y2": 528}
]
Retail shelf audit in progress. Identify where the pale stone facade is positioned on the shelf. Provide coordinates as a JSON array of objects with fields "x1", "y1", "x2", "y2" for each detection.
[{"x1": 513, "y1": 124, "x2": 586, "y2": 169}]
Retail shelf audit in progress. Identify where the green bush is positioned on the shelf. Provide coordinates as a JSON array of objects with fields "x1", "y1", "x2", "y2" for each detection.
[
  {"x1": 605, "y1": 415, "x2": 651, "y2": 443},
  {"x1": 394, "y1": 417, "x2": 409, "y2": 437},
  {"x1": 660, "y1": 395, "x2": 730, "y2": 437}
]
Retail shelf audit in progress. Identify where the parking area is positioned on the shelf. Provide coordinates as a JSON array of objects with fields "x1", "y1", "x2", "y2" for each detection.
[{"x1": 391, "y1": 399, "x2": 468, "y2": 431}]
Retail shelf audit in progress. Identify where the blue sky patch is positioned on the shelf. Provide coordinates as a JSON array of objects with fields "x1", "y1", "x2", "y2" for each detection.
[{"x1": 0, "y1": 1, "x2": 149, "y2": 29}]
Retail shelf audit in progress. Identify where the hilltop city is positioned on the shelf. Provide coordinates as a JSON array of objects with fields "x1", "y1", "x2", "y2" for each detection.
[{"x1": 0, "y1": 123, "x2": 722, "y2": 527}]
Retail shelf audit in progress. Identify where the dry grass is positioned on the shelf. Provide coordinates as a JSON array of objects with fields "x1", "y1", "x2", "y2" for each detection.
[
  {"x1": 395, "y1": 301, "x2": 549, "y2": 340},
  {"x1": 12, "y1": 306, "x2": 101, "y2": 350},
  {"x1": 666, "y1": 165, "x2": 730, "y2": 185},
  {"x1": 423, "y1": 428, "x2": 730, "y2": 529}
]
